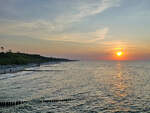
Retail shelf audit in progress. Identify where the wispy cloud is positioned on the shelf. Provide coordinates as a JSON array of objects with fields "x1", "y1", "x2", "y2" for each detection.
[
  {"x1": 74, "y1": 0, "x2": 120, "y2": 20},
  {"x1": 44, "y1": 27, "x2": 109, "y2": 43},
  {"x1": 56, "y1": 0, "x2": 120, "y2": 25},
  {"x1": 0, "y1": 20, "x2": 109, "y2": 44},
  {"x1": 0, "y1": 0, "x2": 119, "y2": 43}
]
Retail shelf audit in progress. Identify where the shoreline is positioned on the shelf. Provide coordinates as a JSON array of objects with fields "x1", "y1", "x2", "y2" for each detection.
[
  {"x1": 0, "y1": 62, "x2": 60, "y2": 74},
  {"x1": 0, "y1": 52, "x2": 76, "y2": 74}
]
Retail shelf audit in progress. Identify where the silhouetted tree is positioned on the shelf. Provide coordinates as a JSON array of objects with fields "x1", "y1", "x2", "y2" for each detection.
[{"x1": 1, "y1": 46, "x2": 4, "y2": 53}]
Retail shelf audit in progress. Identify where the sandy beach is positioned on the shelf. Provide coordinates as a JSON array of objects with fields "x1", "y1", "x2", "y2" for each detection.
[
  {"x1": 0, "y1": 62, "x2": 62, "y2": 74},
  {"x1": 0, "y1": 64, "x2": 35, "y2": 74}
]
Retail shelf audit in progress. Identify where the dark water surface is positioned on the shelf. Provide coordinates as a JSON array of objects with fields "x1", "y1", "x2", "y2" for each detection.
[{"x1": 0, "y1": 61, "x2": 150, "y2": 113}]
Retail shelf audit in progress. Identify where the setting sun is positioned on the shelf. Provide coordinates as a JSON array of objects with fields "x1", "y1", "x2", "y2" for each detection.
[{"x1": 116, "y1": 51, "x2": 123, "y2": 56}]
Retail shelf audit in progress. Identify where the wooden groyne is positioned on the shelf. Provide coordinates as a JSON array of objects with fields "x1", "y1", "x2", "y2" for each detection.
[
  {"x1": 0, "y1": 101, "x2": 27, "y2": 107},
  {"x1": 0, "y1": 98, "x2": 74, "y2": 107}
]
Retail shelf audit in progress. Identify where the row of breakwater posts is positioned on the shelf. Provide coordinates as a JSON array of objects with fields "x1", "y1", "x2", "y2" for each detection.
[{"x1": 0, "y1": 98, "x2": 75, "y2": 107}]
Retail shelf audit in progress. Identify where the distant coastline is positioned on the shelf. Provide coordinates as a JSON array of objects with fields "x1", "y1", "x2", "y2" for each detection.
[{"x1": 0, "y1": 52, "x2": 75, "y2": 74}]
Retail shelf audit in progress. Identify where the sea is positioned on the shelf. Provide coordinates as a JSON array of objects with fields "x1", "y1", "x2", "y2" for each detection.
[{"x1": 0, "y1": 61, "x2": 150, "y2": 113}]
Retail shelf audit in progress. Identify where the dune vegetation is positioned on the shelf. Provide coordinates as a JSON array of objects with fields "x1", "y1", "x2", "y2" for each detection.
[{"x1": 0, "y1": 52, "x2": 71, "y2": 65}]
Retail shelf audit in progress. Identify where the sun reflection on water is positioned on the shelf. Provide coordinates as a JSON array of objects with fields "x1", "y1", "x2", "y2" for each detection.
[
  {"x1": 114, "y1": 63, "x2": 127, "y2": 98},
  {"x1": 112, "y1": 62, "x2": 130, "y2": 111},
  {"x1": 90, "y1": 61, "x2": 133, "y2": 112}
]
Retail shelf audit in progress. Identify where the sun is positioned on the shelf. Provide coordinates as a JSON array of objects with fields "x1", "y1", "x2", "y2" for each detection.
[{"x1": 116, "y1": 51, "x2": 123, "y2": 56}]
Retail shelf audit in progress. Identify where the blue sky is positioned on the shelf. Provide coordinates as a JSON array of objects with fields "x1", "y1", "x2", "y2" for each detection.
[{"x1": 0, "y1": 0, "x2": 150, "y2": 60}]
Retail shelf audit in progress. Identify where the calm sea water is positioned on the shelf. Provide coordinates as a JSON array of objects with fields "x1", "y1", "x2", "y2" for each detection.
[{"x1": 0, "y1": 61, "x2": 150, "y2": 113}]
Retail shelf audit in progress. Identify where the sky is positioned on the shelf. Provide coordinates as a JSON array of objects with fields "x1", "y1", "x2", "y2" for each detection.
[{"x1": 0, "y1": 0, "x2": 150, "y2": 60}]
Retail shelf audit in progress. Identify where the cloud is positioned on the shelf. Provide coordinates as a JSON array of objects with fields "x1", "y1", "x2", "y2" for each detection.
[
  {"x1": 0, "y1": 0, "x2": 119, "y2": 42},
  {"x1": 0, "y1": 18, "x2": 109, "y2": 43},
  {"x1": 76, "y1": 0, "x2": 120, "y2": 19},
  {"x1": 0, "y1": 20, "x2": 63, "y2": 38},
  {"x1": 56, "y1": 0, "x2": 120, "y2": 24},
  {"x1": 44, "y1": 27, "x2": 109, "y2": 43}
]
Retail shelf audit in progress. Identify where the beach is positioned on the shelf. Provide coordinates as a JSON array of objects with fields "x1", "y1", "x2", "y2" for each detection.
[{"x1": 0, "y1": 62, "x2": 58, "y2": 74}]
